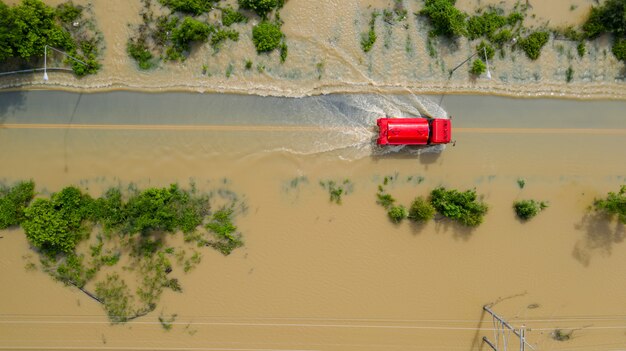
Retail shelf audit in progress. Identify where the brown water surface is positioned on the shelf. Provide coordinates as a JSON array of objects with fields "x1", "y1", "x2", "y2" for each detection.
[{"x1": 1, "y1": 92, "x2": 626, "y2": 350}]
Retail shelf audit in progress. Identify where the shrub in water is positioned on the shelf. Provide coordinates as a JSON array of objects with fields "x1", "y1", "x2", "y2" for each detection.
[
  {"x1": 388, "y1": 205, "x2": 407, "y2": 223},
  {"x1": 429, "y1": 187, "x2": 488, "y2": 226},
  {"x1": 252, "y1": 21, "x2": 282, "y2": 52},
  {"x1": 419, "y1": 0, "x2": 467, "y2": 38},
  {"x1": 408, "y1": 197, "x2": 435, "y2": 223},
  {"x1": 513, "y1": 199, "x2": 548, "y2": 220},
  {"x1": 594, "y1": 185, "x2": 626, "y2": 224},
  {"x1": 520, "y1": 31, "x2": 549, "y2": 60}
]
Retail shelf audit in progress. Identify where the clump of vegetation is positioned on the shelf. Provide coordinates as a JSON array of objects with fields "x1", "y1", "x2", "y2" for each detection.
[
  {"x1": 0, "y1": 0, "x2": 102, "y2": 76},
  {"x1": 612, "y1": 39, "x2": 626, "y2": 62},
  {"x1": 513, "y1": 199, "x2": 548, "y2": 220},
  {"x1": 418, "y1": 0, "x2": 467, "y2": 38},
  {"x1": 466, "y1": 9, "x2": 507, "y2": 40},
  {"x1": 593, "y1": 185, "x2": 626, "y2": 224},
  {"x1": 221, "y1": 6, "x2": 247, "y2": 26},
  {"x1": 238, "y1": 0, "x2": 282, "y2": 19},
  {"x1": 361, "y1": 12, "x2": 378, "y2": 53},
  {"x1": 565, "y1": 66, "x2": 574, "y2": 82},
  {"x1": 252, "y1": 21, "x2": 282, "y2": 52},
  {"x1": 159, "y1": 313, "x2": 178, "y2": 331},
  {"x1": 172, "y1": 17, "x2": 215, "y2": 52},
  {"x1": 408, "y1": 197, "x2": 435, "y2": 223},
  {"x1": 582, "y1": 0, "x2": 626, "y2": 63},
  {"x1": 552, "y1": 329, "x2": 573, "y2": 341},
  {"x1": 429, "y1": 187, "x2": 488, "y2": 226},
  {"x1": 519, "y1": 31, "x2": 550, "y2": 60},
  {"x1": 320, "y1": 179, "x2": 353, "y2": 205},
  {"x1": 0, "y1": 180, "x2": 35, "y2": 229},
  {"x1": 388, "y1": 205, "x2": 407, "y2": 223},
  {"x1": 476, "y1": 41, "x2": 495, "y2": 60},
  {"x1": 158, "y1": 0, "x2": 214, "y2": 15},
  {"x1": 376, "y1": 186, "x2": 396, "y2": 209},
  {"x1": 211, "y1": 28, "x2": 239, "y2": 51},
  {"x1": 577, "y1": 42, "x2": 586, "y2": 57},
  {"x1": 6, "y1": 180, "x2": 246, "y2": 324},
  {"x1": 470, "y1": 59, "x2": 486, "y2": 75},
  {"x1": 127, "y1": 37, "x2": 154, "y2": 70},
  {"x1": 205, "y1": 207, "x2": 243, "y2": 255},
  {"x1": 517, "y1": 178, "x2": 526, "y2": 189}
]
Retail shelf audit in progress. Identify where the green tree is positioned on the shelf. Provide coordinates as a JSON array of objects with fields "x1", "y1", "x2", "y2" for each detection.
[
  {"x1": 252, "y1": 21, "x2": 282, "y2": 52},
  {"x1": 594, "y1": 185, "x2": 626, "y2": 224},
  {"x1": 0, "y1": 180, "x2": 35, "y2": 229},
  {"x1": 612, "y1": 38, "x2": 626, "y2": 62},
  {"x1": 582, "y1": 0, "x2": 626, "y2": 38},
  {"x1": 158, "y1": 0, "x2": 214, "y2": 15},
  {"x1": 172, "y1": 17, "x2": 214, "y2": 51},
  {"x1": 419, "y1": 0, "x2": 467, "y2": 38},
  {"x1": 519, "y1": 31, "x2": 549, "y2": 60},
  {"x1": 429, "y1": 187, "x2": 488, "y2": 226},
  {"x1": 466, "y1": 10, "x2": 507, "y2": 40},
  {"x1": 388, "y1": 205, "x2": 408, "y2": 223},
  {"x1": 238, "y1": 0, "x2": 280, "y2": 19},
  {"x1": 469, "y1": 58, "x2": 486, "y2": 75},
  {"x1": 408, "y1": 197, "x2": 435, "y2": 223},
  {"x1": 513, "y1": 200, "x2": 548, "y2": 220}
]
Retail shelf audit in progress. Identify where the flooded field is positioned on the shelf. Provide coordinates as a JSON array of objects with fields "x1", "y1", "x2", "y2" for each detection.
[
  {"x1": 1, "y1": 91, "x2": 626, "y2": 350},
  {"x1": 1, "y1": 0, "x2": 625, "y2": 99}
]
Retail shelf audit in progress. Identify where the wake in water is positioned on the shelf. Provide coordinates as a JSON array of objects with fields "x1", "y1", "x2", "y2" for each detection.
[{"x1": 276, "y1": 93, "x2": 449, "y2": 160}]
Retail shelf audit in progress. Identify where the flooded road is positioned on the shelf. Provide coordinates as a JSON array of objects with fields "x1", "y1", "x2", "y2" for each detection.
[{"x1": 1, "y1": 91, "x2": 626, "y2": 350}]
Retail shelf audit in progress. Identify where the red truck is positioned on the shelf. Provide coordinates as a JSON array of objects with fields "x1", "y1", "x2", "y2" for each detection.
[{"x1": 376, "y1": 117, "x2": 451, "y2": 146}]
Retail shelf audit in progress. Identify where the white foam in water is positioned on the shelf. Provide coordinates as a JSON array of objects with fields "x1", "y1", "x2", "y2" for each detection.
[{"x1": 287, "y1": 94, "x2": 449, "y2": 160}]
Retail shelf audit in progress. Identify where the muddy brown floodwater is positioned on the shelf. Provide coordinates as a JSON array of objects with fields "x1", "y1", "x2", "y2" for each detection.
[{"x1": 1, "y1": 91, "x2": 626, "y2": 350}]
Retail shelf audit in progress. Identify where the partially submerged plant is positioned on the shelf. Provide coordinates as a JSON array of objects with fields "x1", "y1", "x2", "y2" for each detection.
[{"x1": 513, "y1": 200, "x2": 548, "y2": 221}]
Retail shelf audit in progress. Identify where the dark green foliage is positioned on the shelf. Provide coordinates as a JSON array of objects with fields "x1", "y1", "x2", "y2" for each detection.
[
  {"x1": 517, "y1": 178, "x2": 525, "y2": 189},
  {"x1": 206, "y1": 208, "x2": 243, "y2": 255},
  {"x1": 158, "y1": 0, "x2": 215, "y2": 15},
  {"x1": 470, "y1": 58, "x2": 486, "y2": 75},
  {"x1": 387, "y1": 205, "x2": 408, "y2": 223},
  {"x1": 22, "y1": 187, "x2": 92, "y2": 255},
  {"x1": 127, "y1": 37, "x2": 154, "y2": 70},
  {"x1": 466, "y1": 10, "x2": 507, "y2": 40},
  {"x1": 172, "y1": 17, "x2": 214, "y2": 51},
  {"x1": 491, "y1": 29, "x2": 512, "y2": 47},
  {"x1": 245, "y1": 59, "x2": 252, "y2": 69},
  {"x1": 566, "y1": 66, "x2": 573, "y2": 82},
  {"x1": 279, "y1": 42, "x2": 287, "y2": 62},
  {"x1": 221, "y1": 6, "x2": 247, "y2": 26},
  {"x1": 582, "y1": 0, "x2": 626, "y2": 39},
  {"x1": 238, "y1": 0, "x2": 281, "y2": 18},
  {"x1": 519, "y1": 31, "x2": 549, "y2": 60},
  {"x1": 252, "y1": 21, "x2": 282, "y2": 52},
  {"x1": 0, "y1": 180, "x2": 35, "y2": 229},
  {"x1": 153, "y1": 15, "x2": 179, "y2": 46},
  {"x1": 429, "y1": 187, "x2": 488, "y2": 226},
  {"x1": 513, "y1": 199, "x2": 548, "y2": 220},
  {"x1": 408, "y1": 197, "x2": 435, "y2": 223},
  {"x1": 594, "y1": 185, "x2": 626, "y2": 224},
  {"x1": 361, "y1": 12, "x2": 378, "y2": 53},
  {"x1": 612, "y1": 38, "x2": 626, "y2": 62},
  {"x1": 376, "y1": 192, "x2": 396, "y2": 209},
  {"x1": 577, "y1": 41, "x2": 586, "y2": 57},
  {"x1": 477, "y1": 40, "x2": 494, "y2": 60},
  {"x1": 419, "y1": 0, "x2": 467, "y2": 38},
  {"x1": 56, "y1": 1, "x2": 82, "y2": 23},
  {"x1": 506, "y1": 12, "x2": 524, "y2": 26},
  {"x1": 210, "y1": 28, "x2": 239, "y2": 49}
]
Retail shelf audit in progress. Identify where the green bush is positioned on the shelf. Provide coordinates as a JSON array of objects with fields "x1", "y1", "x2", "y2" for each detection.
[
  {"x1": 476, "y1": 40, "x2": 494, "y2": 60},
  {"x1": 221, "y1": 6, "x2": 247, "y2": 26},
  {"x1": 252, "y1": 21, "x2": 282, "y2": 52},
  {"x1": 429, "y1": 187, "x2": 488, "y2": 226},
  {"x1": 469, "y1": 58, "x2": 486, "y2": 75},
  {"x1": 612, "y1": 38, "x2": 626, "y2": 62},
  {"x1": 158, "y1": 0, "x2": 213, "y2": 15},
  {"x1": 594, "y1": 185, "x2": 626, "y2": 224},
  {"x1": 388, "y1": 205, "x2": 408, "y2": 223},
  {"x1": 56, "y1": 1, "x2": 82, "y2": 23},
  {"x1": 206, "y1": 208, "x2": 243, "y2": 255},
  {"x1": 582, "y1": 0, "x2": 626, "y2": 39},
  {"x1": 361, "y1": 28, "x2": 377, "y2": 52},
  {"x1": 210, "y1": 28, "x2": 239, "y2": 49},
  {"x1": 577, "y1": 41, "x2": 586, "y2": 57},
  {"x1": 238, "y1": 0, "x2": 281, "y2": 18},
  {"x1": 466, "y1": 10, "x2": 507, "y2": 40},
  {"x1": 519, "y1": 31, "x2": 549, "y2": 60},
  {"x1": 491, "y1": 29, "x2": 512, "y2": 47},
  {"x1": 127, "y1": 38, "x2": 154, "y2": 70},
  {"x1": 419, "y1": 0, "x2": 467, "y2": 38},
  {"x1": 0, "y1": 180, "x2": 35, "y2": 229},
  {"x1": 408, "y1": 197, "x2": 435, "y2": 223},
  {"x1": 566, "y1": 66, "x2": 574, "y2": 82},
  {"x1": 513, "y1": 199, "x2": 548, "y2": 220},
  {"x1": 22, "y1": 187, "x2": 93, "y2": 255},
  {"x1": 172, "y1": 17, "x2": 214, "y2": 51}
]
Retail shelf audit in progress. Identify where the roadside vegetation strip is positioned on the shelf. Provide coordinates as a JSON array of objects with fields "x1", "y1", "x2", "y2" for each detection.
[
  {"x1": 0, "y1": 0, "x2": 103, "y2": 76},
  {"x1": 0, "y1": 180, "x2": 246, "y2": 324},
  {"x1": 127, "y1": 0, "x2": 287, "y2": 70}
]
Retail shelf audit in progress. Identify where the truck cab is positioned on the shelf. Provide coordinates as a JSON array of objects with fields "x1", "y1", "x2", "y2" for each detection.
[{"x1": 376, "y1": 117, "x2": 451, "y2": 146}]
